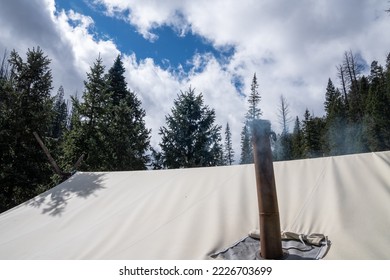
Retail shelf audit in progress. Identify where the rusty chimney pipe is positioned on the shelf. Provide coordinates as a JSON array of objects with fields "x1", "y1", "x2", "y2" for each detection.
[{"x1": 252, "y1": 119, "x2": 283, "y2": 259}]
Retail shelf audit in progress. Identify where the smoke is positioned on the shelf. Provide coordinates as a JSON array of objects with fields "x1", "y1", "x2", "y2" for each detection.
[{"x1": 325, "y1": 118, "x2": 368, "y2": 156}]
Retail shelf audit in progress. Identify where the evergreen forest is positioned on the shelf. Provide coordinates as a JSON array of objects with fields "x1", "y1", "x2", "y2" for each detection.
[{"x1": 1, "y1": 47, "x2": 389, "y2": 213}]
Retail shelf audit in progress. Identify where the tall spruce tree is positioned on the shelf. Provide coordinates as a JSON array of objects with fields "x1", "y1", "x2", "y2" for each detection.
[
  {"x1": 246, "y1": 73, "x2": 262, "y2": 121},
  {"x1": 302, "y1": 109, "x2": 325, "y2": 158},
  {"x1": 150, "y1": 147, "x2": 164, "y2": 170},
  {"x1": 323, "y1": 78, "x2": 347, "y2": 155},
  {"x1": 0, "y1": 47, "x2": 54, "y2": 213},
  {"x1": 291, "y1": 116, "x2": 304, "y2": 159},
  {"x1": 240, "y1": 123, "x2": 252, "y2": 164},
  {"x1": 159, "y1": 87, "x2": 223, "y2": 168},
  {"x1": 62, "y1": 56, "x2": 112, "y2": 171},
  {"x1": 51, "y1": 86, "x2": 68, "y2": 139},
  {"x1": 223, "y1": 122, "x2": 234, "y2": 165},
  {"x1": 62, "y1": 56, "x2": 151, "y2": 171},
  {"x1": 363, "y1": 60, "x2": 390, "y2": 151},
  {"x1": 240, "y1": 73, "x2": 262, "y2": 164},
  {"x1": 106, "y1": 55, "x2": 150, "y2": 170},
  {"x1": 386, "y1": 53, "x2": 390, "y2": 105},
  {"x1": 108, "y1": 55, "x2": 128, "y2": 105}
]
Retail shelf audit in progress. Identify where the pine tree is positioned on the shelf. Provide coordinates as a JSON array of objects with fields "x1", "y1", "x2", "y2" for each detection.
[
  {"x1": 363, "y1": 60, "x2": 390, "y2": 151},
  {"x1": 51, "y1": 86, "x2": 68, "y2": 139},
  {"x1": 106, "y1": 55, "x2": 150, "y2": 170},
  {"x1": 108, "y1": 55, "x2": 128, "y2": 105},
  {"x1": 60, "y1": 94, "x2": 82, "y2": 171},
  {"x1": 150, "y1": 147, "x2": 164, "y2": 170},
  {"x1": 223, "y1": 122, "x2": 234, "y2": 165},
  {"x1": 240, "y1": 73, "x2": 262, "y2": 164},
  {"x1": 324, "y1": 79, "x2": 342, "y2": 118},
  {"x1": 240, "y1": 123, "x2": 252, "y2": 164},
  {"x1": 159, "y1": 87, "x2": 223, "y2": 168},
  {"x1": 67, "y1": 93, "x2": 80, "y2": 131},
  {"x1": 62, "y1": 56, "x2": 151, "y2": 171},
  {"x1": 323, "y1": 78, "x2": 347, "y2": 155},
  {"x1": 0, "y1": 53, "x2": 14, "y2": 212},
  {"x1": 62, "y1": 56, "x2": 112, "y2": 171},
  {"x1": 0, "y1": 47, "x2": 54, "y2": 213},
  {"x1": 348, "y1": 75, "x2": 367, "y2": 122},
  {"x1": 386, "y1": 53, "x2": 390, "y2": 106},
  {"x1": 302, "y1": 109, "x2": 325, "y2": 158},
  {"x1": 246, "y1": 73, "x2": 262, "y2": 122},
  {"x1": 81, "y1": 56, "x2": 111, "y2": 130},
  {"x1": 291, "y1": 117, "x2": 304, "y2": 159}
]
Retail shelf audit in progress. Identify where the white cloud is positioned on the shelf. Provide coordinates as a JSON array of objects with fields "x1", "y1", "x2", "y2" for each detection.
[
  {"x1": 0, "y1": 0, "x2": 119, "y2": 97},
  {"x1": 122, "y1": 53, "x2": 182, "y2": 148},
  {"x1": 55, "y1": 9, "x2": 119, "y2": 79},
  {"x1": 95, "y1": 0, "x2": 390, "y2": 132},
  {"x1": 93, "y1": 0, "x2": 189, "y2": 41}
]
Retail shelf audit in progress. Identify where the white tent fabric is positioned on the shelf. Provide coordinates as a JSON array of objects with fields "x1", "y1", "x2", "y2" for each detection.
[{"x1": 0, "y1": 151, "x2": 389, "y2": 259}]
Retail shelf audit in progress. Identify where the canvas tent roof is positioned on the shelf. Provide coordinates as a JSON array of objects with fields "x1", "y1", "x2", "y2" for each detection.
[{"x1": 0, "y1": 151, "x2": 389, "y2": 259}]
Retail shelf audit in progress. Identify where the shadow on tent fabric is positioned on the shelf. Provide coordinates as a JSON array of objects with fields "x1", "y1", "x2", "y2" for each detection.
[{"x1": 27, "y1": 172, "x2": 105, "y2": 216}]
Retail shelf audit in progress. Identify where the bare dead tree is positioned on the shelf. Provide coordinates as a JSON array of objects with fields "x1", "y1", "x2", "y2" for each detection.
[
  {"x1": 277, "y1": 95, "x2": 293, "y2": 135},
  {"x1": 33, "y1": 132, "x2": 84, "y2": 180},
  {"x1": 337, "y1": 50, "x2": 364, "y2": 106},
  {"x1": 343, "y1": 50, "x2": 364, "y2": 93},
  {"x1": 0, "y1": 50, "x2": 9, "y2": 79},
  {"x1": 336, "y1": 64, "x2": 348, "y2": 104}
]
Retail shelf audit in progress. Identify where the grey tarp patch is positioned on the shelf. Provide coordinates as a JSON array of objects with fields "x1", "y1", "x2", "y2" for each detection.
[{"x1": 210, "y1": 233, "x2": 330, "y2": 260}]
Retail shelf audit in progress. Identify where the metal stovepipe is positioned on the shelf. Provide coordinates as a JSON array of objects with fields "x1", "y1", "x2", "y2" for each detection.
[{"x1": 251, "y1": 119, "x2": 283, "y2": 259}]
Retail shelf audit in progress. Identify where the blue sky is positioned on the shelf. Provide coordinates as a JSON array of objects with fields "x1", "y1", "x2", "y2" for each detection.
[
  {"x1": 56, "y1": 0, "x2": 235, "y2": 74},
  {"x1": 1, "y1": 0, "x2": 390, "y2": 160}
]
